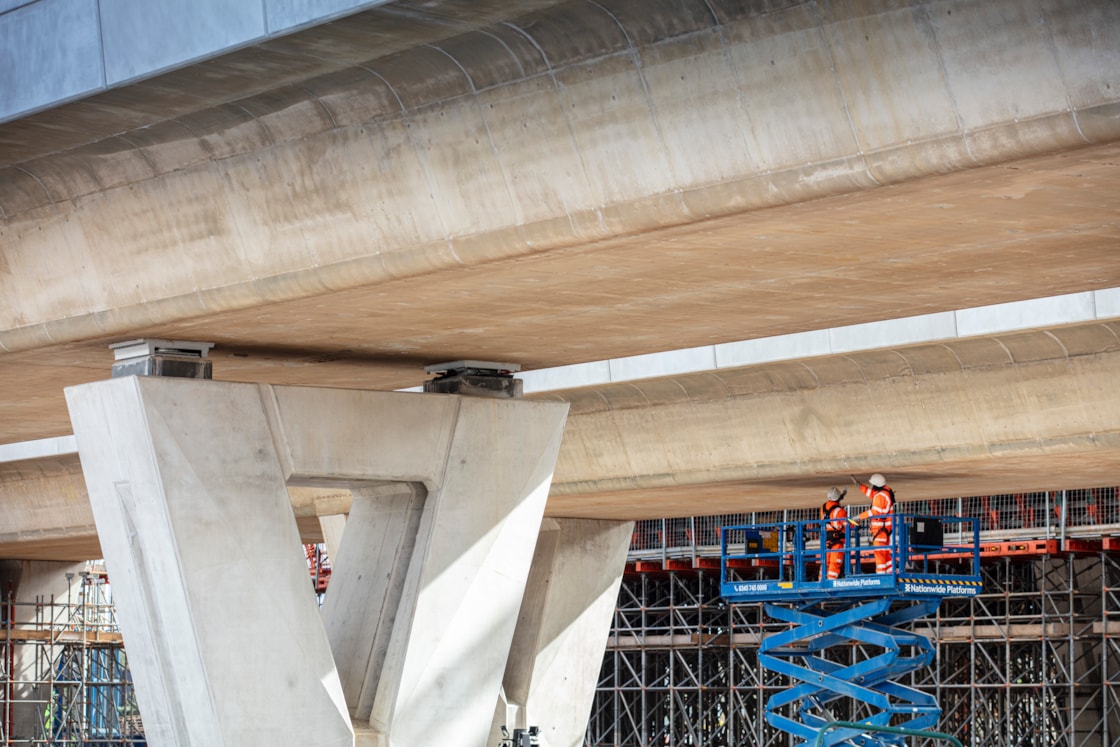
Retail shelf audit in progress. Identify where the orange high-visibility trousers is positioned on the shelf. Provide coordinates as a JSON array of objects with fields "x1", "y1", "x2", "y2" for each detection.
[
  {"x1": 872, "y1": 533, "x2": 893, "y2": 573},
  {"x1": 824, "y1": 541, "x2": 846, "y2": 580}
]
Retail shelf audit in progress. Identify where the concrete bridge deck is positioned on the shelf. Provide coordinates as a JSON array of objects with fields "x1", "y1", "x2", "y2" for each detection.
[
  {"x1": 1, "y1": 3, "x2": 1118, "y2": 744},
  {"x1": 1, "y1": 0, "x2": 1119, "y2": 557}
]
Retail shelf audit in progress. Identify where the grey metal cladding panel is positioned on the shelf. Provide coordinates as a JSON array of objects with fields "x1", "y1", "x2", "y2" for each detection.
[
  {"x1": 99, "y1": 0, "x2": 266, "y2": 85},
  {"x1": 264, "y1": 0, "x2": 391, "y2": 34},
  {"x1": 0, "y1": 0, "x2": 105, "y2": 121}
]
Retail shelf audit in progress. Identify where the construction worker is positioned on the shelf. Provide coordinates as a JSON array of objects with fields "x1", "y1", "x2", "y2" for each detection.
[
  {"x1": 852, "y1": 473, "x2": 895, "y2": 573},
  {"x1": 820, "y1": 487, "x2": 851, "y2": 580}
]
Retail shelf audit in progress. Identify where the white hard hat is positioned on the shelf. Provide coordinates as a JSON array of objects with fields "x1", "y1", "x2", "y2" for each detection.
[
  {"x1": 869, "y1": 473, "x2": 886, "y2": 488},
  {"x1": 827, "y1": 487, "x2": 843, "y2": 501}
]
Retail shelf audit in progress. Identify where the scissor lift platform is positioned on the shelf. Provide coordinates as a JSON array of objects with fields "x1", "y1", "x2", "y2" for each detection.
[
  {"x1": 719, "y1": 514, "x2": 982, "y2": 603},
  {"x1": 720, "y1": 514, "x2": 982, "y2": 747}
]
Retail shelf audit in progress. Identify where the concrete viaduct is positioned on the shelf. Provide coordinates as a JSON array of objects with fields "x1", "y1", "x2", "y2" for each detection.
[{"x1": 0, "y1": 1, "x2": 1118, "y2": 745}]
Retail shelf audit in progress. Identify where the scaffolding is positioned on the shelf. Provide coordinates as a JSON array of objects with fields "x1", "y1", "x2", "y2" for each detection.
[
  {"x1": 588, "y1": 487, "x2": 1120, "y2": 747},
  {"x1": 588, "y1": 555, "x2": 1120, "y2": 746},
  {"x1": 0, "y1": 541, "x2": 332, "y2": 746},
  {"x1": 307, "y1": 543, "x2": 332, "y2": 602},
  {"x1": 1, "y1": 570, "x2": 143, "y2": 746},
  {"x1": 4, "y1": 490, "x2": 1119, "y2": 746}
]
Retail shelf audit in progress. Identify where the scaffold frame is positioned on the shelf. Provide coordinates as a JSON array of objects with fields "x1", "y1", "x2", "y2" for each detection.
[
  {"x1": 1, "y1": 571, "x2": 142, "y2": 746},
  {"x1": 588, "y1": 485, "x2": 1120, "y2": 747},
  {"x1": 5, "y1": 489, "x2": 1120, "y2": 746}
]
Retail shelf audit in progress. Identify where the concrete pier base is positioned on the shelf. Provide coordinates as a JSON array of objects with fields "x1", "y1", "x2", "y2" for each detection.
[
  {"x1": 66, "y1": 377, "x2": 354, "y2": 747},
  {"x1": 318, "y1": 396, "x2": 569, "y2": 747},
  {"x1": 65, "y1": 376, "x2": 569, "y2": 747},
  {"x1": 491, "y1": 519, "x2": 634, "y2": 747},
  {"x1": 318, "y1": 514, "x2": 347, "y2": 566}
]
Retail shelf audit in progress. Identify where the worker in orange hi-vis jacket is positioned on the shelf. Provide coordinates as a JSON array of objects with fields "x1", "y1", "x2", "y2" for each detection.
[
  {"x1": 852, "y1": 473, "x2": 896, "y2": 574},
  {"x1": 819, "y1": 487, "x2": 852, "y2": 581}
]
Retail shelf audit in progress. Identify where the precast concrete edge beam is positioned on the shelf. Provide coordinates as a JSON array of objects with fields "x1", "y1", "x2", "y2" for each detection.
[
  {"x1": 2, "y1": 321, "x2": 1120, "y2": 558},
  {"x1": 0, "y1": 466, "x2": 98, "y2": 560},
  {"x1": 544, "y1": 321, "x2": 1120, "y2": 514},
  {"x1": 0, "y1": 454, "x2": 353, "y2": 560},
  {"x1": 2, "y1": 0, "x2": 1118, "y2": 352}
]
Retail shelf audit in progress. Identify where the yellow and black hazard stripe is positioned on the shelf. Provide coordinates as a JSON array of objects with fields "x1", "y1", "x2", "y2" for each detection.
[{"x1": 898, "y1": 577, "x2": 982, "y2": 588}]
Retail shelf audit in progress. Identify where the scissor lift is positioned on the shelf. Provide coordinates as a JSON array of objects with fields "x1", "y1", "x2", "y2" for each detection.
[{"x1": 720, "y1": 514, "x2": 982, "y2": 746}]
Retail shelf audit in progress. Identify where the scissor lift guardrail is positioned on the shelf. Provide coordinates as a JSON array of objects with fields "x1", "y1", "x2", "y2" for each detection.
[{"x1": 719, "y1": 514, "x2": 982, "y2": 747}]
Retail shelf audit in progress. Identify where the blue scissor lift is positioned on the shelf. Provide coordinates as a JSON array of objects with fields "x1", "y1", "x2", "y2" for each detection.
[{"x1": 720, "y1": 514, "x2": 982, "y2": 747}]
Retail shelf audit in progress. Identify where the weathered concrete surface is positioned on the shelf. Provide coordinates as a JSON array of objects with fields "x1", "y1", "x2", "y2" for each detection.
[
  {"x1": 65, "y1": 376, "x2": 354, "y2": 747},
  {"x1": 319, "y1": 513, "x2": 347, "y2": 563},
  {"x1": 0, "y1": 461, "x2": 98, "y2": 558},
  {"x1": 309, "y1": 391, "x2": 568, "y2": 747},
  {"x1": 65, "y1": 376, "x2": 569, "y2": 747},
  {"x1": 5, "y1": 319, "x2": 1118, "y2": 560},
  {"x1": 546, "y1": 321, "x2": 1120, "y2": 518},
  {"x1": 0, "y1": 456, "x2": 351, "y2": 560},
  {"x1": 0, "y1": 0, "x2": 1118, "y2": 557},
  {"x1": 0, "y1": 0, "x2": 1117, "y2": 452},
  {"x1": 491, "y1": 518, "x2": 634, "y2": 747}
]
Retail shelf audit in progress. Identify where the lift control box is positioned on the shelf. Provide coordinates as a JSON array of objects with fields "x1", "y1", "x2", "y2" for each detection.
[{"x1": 909, "y1": 516, "x2": 944, "y2": 548}]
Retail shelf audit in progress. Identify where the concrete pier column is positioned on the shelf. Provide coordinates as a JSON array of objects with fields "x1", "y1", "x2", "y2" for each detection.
[
  {"x1": 65, "y1": 377, "x2": 568, "y2": 747},
  {"x1": 490, "y1": 519, "x2": 634, "y2": 747},
  {"x1": 313, "y1": 394, "x2": 570, "y2": 747},
  {"x1": 318, "y1": 514, "x2": 347, "y2": 567},
  {"x1": 65, "y1": 377, "x2": 353, "y2": 747}
]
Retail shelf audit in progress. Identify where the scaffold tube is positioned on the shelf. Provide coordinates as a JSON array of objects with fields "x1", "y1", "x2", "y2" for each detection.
[{"x1": 812, "y1": 720, "x2": 962, "y2": 747}]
